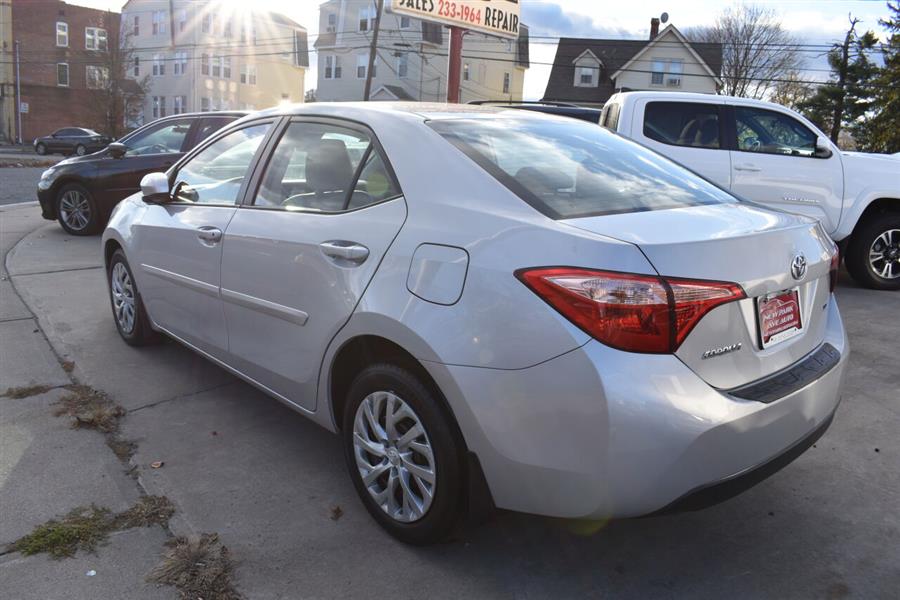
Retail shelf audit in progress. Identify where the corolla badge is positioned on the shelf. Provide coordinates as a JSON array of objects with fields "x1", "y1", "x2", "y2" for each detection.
[
  {"x1": 702, "y1": 342, "x2": 742, "y2": 360},
  {"x1": 791, "y1": 253, "x2": 807, "y2": 281}
]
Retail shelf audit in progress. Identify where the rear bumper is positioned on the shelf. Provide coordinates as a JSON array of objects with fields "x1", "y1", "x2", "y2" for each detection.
[{"x1": 425, "y1": 296, "x2": 848, "y2": 519}]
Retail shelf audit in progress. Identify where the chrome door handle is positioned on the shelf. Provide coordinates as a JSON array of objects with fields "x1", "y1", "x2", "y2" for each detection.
[
  {"x1": 734, "y1": 164, "x2": 761, "y2": 172},
  {"x1": 319, "y1": 241, "x2": 369, "y2": 264},
  {"x1": 197, "y1": 226, "x2": 223, "y2": 244}
]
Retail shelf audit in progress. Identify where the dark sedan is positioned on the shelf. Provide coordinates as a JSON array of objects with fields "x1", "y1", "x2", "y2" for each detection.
[
  {"x1": 34, "y1": 127, "x2": 112, "y2": 156},
  {"x1": 38, "y1": 112, "x2": 244, "y2": 235}
]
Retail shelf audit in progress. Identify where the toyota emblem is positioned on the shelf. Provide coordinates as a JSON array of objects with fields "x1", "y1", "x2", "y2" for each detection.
[{"x1": 791, "y1": 254, "x2": 807, "y2": 281}]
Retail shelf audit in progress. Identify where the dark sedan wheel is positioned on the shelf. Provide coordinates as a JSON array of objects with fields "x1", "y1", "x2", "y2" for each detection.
[
  {"x1": 846, "y1": 214, "x2": 900, "y2": 291},
  {"x1": 108, "y1": 249, "x2": 160, "y2": 345},
  {"x1": 35, "y1": 143, "x2": 47, "y2": 155},
  {"x1": 343, "y1": 363, "x2": 465, "y2": 545},
  {"x1": 56, "y1": 183, "x2": 101, "y2": 235},
  {"x1": 75, "y1": 144, "x2": 87, "y2": 156}
]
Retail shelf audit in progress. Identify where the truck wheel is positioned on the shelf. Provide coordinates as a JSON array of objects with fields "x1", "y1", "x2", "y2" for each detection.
[{"x1": 845, "y1": 214, "x2": 900, "y2": 290}]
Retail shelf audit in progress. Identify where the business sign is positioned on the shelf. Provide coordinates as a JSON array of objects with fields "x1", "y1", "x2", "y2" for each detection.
[
  {"x1": 19, "y1": 102, "x2": 29, "y2": 114},
  {"x1": 388, "y1": 0, "x2": 520, "y2": 39}
]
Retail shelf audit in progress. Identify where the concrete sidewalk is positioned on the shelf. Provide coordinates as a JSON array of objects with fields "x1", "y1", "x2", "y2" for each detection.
[{"x1": 1, "y1": 203, "x2": 899, "y2": 598}]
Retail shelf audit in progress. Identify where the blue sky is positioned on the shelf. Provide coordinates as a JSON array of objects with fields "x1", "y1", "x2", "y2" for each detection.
[{"x1": 72, "y1": 0, "x2": 896, "y2": 99}]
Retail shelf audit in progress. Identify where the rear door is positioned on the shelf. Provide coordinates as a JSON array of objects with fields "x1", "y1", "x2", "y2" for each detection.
[
  {"x1": 631, "y1": 99, "x2": 732, "y2": 189},
  {"x1": 220, "y1": 118, "x2": 407, "y2": 410},
  {"x1": 727, "y1": 104, "x2": 844, "y2": 232}
]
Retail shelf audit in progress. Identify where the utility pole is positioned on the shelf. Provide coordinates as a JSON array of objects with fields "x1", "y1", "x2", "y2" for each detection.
[
  {"x1": 363, "y1": 0, "x2": 384, "y2": 101},
  {"x1": 446, "y1": 26, "x2": 463, "y2": 103},
  {"x1": 14, "y1": 39, "x2": 21, "y2": 144}
]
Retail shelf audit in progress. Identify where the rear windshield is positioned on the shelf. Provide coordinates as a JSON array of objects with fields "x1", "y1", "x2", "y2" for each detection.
[{"x1": 428, "y1": 118, "x2": 737, "y2": 219}]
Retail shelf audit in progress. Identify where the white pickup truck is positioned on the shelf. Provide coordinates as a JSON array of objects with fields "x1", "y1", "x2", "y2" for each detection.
[{"x1": 600, "y1": 91, "x2": 900, "y2": 290}]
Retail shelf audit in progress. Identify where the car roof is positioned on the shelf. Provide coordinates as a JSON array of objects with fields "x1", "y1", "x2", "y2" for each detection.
[{"x1": 609, "y1": 91, "x2": 800, "y2": 112}]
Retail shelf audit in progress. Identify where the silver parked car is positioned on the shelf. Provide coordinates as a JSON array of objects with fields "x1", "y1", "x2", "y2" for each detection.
[{"x1": 102, "y1": 103, "x2": 848, "y2": 544}]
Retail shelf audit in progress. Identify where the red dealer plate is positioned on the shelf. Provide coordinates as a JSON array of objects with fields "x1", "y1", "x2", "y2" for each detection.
[{"x1": 757, "y1": 288, "x2": 803, "y2": 348}]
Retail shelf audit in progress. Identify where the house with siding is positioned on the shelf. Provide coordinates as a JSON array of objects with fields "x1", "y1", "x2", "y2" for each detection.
[{"x1": 543, "y1": 19, "x2": 722, "y2": 107}]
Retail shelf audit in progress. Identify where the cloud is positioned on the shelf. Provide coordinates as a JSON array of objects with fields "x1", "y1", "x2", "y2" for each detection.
[{"x1": 520, "y1": 3, "x2": 637, "y2": 39}]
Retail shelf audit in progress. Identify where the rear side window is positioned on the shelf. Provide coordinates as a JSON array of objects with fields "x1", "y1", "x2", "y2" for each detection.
[
  {"x1": 429, "y1": 118, "x2": 737, "y2": 220},
  {"x1": 643, "y1": 102, "x2": 721, "y2": 149}
]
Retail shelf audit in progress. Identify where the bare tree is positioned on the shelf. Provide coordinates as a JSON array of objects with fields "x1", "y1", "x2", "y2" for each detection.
[
  {"x1": 686, "y1": 4, "x2": 804, "y2": 98},
  {"x1": 769, "y1": 71, "x2": 815, "y2": 110},
  {"x1": 86, "y1": 17, "x2": 149, "y2": 139}
]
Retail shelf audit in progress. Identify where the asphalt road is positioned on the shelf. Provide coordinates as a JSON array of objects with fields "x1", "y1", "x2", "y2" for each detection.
[
  {"x1": 0, "y1": 167, "x2": 43, "y2": 206},
  {"x1": 1, "y1": 204, "x2": 898, "y2": 599}
]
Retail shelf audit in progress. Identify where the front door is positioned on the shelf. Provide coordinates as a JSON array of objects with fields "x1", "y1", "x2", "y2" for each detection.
[
  {"x1": 132, "y1": 121, "x2": 273, "y2": 357},
  {"x1": 220, "y1": 119, "x2": 407, "y2": 410},
  {"x1": 728, "y1": 104, "x2": 844, "y2": 232}
]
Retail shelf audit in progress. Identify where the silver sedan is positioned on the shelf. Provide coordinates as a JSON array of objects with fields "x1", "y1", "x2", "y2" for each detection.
[{"x1": 102, "y1": 103, "x2": 847, "y2": 544}]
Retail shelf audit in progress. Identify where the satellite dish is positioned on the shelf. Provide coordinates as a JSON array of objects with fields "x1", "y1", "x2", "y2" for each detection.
[{"x1": 661, "y1": 12, "x2": 669, "y2": 23}]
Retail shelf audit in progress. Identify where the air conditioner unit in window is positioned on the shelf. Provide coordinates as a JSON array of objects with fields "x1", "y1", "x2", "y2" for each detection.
[{"x1": 666, "y1": 77, "x2": 682, "y2": 87}]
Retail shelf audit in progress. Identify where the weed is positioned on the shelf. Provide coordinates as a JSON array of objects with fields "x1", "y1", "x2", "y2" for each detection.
[
  {"x1": 11, "y1": 505, "x2": 111, "y2": 559},
  {"x1": 148, "y1": 533, "x2": 240, "y2": 600},
  {"x1": 1, "y1": 385, "x2": 55, "y2": 399},
  {"x1": 53, "y1": 385, "x2": 124, "y2": 433},
  {"x1": 113, "y1": 496, "x2": 175, "y2": 530},
  {"x1": 107, "y1": 437, "x2": 137, "y2": 462}
]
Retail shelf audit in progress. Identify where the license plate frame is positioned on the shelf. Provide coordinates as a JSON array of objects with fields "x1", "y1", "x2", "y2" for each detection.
[{"x1": 757, "y1": 287, "x2": 803, "y2": 349}]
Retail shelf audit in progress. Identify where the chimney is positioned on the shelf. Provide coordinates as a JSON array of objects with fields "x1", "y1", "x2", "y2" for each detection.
[{"x1": 650, "y1": 17, "x2": 660, "y2": 40}]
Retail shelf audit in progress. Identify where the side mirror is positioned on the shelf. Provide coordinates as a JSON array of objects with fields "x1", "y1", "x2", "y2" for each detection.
[
  {"x1": 815, "y1": 136, "x2": 833, "y2": 158},
  {"x1": 140, "y1": 172, "x2": 171, "y2": 204},
  {"x1": 107, "y1": 142, "x2": 127, "y2": 158}
]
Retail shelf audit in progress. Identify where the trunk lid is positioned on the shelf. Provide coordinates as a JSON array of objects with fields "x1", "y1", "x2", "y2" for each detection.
[{"x1": 564, "y1": 203, "x2": 835, "y2": 389}]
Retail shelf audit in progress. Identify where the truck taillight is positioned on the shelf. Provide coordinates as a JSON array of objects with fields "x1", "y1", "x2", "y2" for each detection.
[{"x1": 516, "y1": 268, "x2": 746, "y2": 354}]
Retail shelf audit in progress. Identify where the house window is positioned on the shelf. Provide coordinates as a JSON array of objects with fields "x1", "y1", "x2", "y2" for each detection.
[
  {"x1": 86, "y1": 66, "x2": 108, "y2": 89},
  {"x1": 358, "y1": 6, "x2": 375, "y2": 32},
  {"x1": 174, "y1": 51, "x2": 187, "y2": 75},
  {"x1": 357, "y1": 54, "x2": 367, "y2": 78},
  {"x1": 667, "y1": 60, "x2": 683, "y2": 87},
  {"x1": 223, "y1": 19, "x2": 232, "y2": 37},
  {"x1": 132, "y1": 15, "x2": 139, "y2": 36},
  {"x1": 397, "y1": 53, "x2": 408, "y2": 78},
  {"x1": 222, "y1": 57, "x2": 232, "y2": 79},
  {"x1": 152, "y1": 96, "x2": 166, "y2": 118},
  {"x1": 324, "y1": 55, "x2": 341, "y2": 79},
  {"x1": 400, "y1": 15, "x2": 411, "y2": 29},
  {"x1": 579, "y1": 67, "x2": 595, "y2": 86},
  {"x1": 57, "y1": 63, "x2": 69, "y2": 87},
  {"x1": 240, "y1": 64, "x2": 257, "y2": 85},
  {"x1": 152, "y1": 54, "x2": 165, "y2": 76},
  {"x1": 212, "y1": 56, "x2": 221, "y2": 78},
  {"x1": 173, "y1": 95, "x2": 187, "y2": 114},
  {"x1": 202, "y1": 14, "x2": 212, "y2": 34},
  {"x1": 650, "y1": 59, "x2": 683, "y2": 87},
  {"x1": 56, "y1": 22, "x2": 69, "y2": 47},
  {"x1": 463, "y1": 62, "x2": 469, "y2": 81},
  {"x1": 200, "y1": 97, "x2": 210, "y2": 112},
  {"x1": 503, "y1": 72, "x2": 510, "y2": 94},
  {"x1": 152, "y1": 11, "x2": 167, "y2": 35},
  {"x1": 651, "y1": 59, "x2": 665, "y2": 85},
  {"x1": 85, "y1": 27, "x2": 106, "y2": 50},
  {"x1": 327, "y1": 13, "x2": 336, "y2": 32},
  {"x1": 132, "y1": 56, "x2": 140, "y2": 77},
  {"x1": 201, "y1": 54, "x2": 209, "y2": 75},
  {"x1": 177, "y1": 10, "x2": 186, "y2": 33}
]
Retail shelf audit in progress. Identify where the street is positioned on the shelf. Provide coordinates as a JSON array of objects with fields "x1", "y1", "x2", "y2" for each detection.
[
  {"x1": 1, "y1": 185, "x2": 898, "y2": 598},
  {"x1": 0, "y1": 168, "x2": 44, "y2": 206}
]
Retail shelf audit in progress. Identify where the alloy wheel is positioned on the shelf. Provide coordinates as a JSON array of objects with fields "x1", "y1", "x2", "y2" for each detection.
[
  {"x1": 352, "y1": 390, "x2": 436, "y2": 523},
  {"x1": 76, "y1": 145, "x2": 86, "y2": 156},
  {"x1": 59, "y1": 190, "x2": 91, "y2": 231},
  {"x1": 868, "y1": 228, "x2": 900, "y2": 280},
  {"x1": 110, "y1": 262, "x2": 136, "y2": 334}
]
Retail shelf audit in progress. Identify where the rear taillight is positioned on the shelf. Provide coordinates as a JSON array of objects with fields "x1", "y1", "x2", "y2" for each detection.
[
  {"x1": 829, "y1": 250, "x2": 840, "y2": 293},
  {"x1": 516, "y1": 268, "x2": 745, "y2": 354}
]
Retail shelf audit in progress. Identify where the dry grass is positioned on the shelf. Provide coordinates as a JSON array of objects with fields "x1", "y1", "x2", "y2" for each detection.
[
  {"x1": 2, "y1": 384, "x2": 55, "y2": 399},
  {"x1": 107, "y1": 437, "x2": 137, "y2": 462},
  {"x1": 148, "y1": 534, "x2": 240, "y2": 600},
  {"x1": 53, "y1": 385, "x2": 124, "y2": 433},
  {"x1": 10, "y1": 496, "x2": 175, "y2": 560}
]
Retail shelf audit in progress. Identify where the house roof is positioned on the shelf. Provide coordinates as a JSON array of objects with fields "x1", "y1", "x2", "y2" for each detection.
[
  {"x1": 611, "y1": 25, "x2": 721, "y2": 84},
  {"x1": 542, "y1": 29, "x2": 722, "y2": 104},
  {"x1": 372, "y1": 84, "x2": 415, "y2": 101}
]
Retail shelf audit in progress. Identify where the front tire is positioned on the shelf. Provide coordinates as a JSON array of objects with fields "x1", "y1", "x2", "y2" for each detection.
[
  {"x1": 342, "y1": 363, "x2": 464, "y2": 545},
  {"x1": 846, "y1": 214, "x2": 900, "y2": 290},
  {"x1": 35, "y1": 143, "x2": 47, "y2": 155},
  {"x1": 108, "y1": 250, "x2": 160, "y2": 346},
  {"x1": 56, "y1": 183, "x2": 101, "y2": 235},
  {"x1": 75, "y1": 144, "x2": 87, "y2": 156}
]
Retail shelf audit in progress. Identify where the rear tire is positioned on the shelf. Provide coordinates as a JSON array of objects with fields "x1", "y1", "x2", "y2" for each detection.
[
  {"x1": 342, "y1": 363, "x2": 464, "y2": 545},
  {"x1": 75, "y1": 144, "x2": 87, "y2": 156},
  {"x1": 846, "y1": 214, "x2": 900, "y2": 290},
  {"x1": 56, "y1": 183, "x2": 102, "y2": 235},
  {"x1": 35, "y1": 143, "x2": 47, "y2": 155},
  {"x1": 107, "y1": 249, "x2": 161, "y2": 346}
]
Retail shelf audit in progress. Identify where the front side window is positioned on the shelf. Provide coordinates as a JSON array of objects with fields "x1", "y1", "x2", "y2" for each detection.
[
  {"x1": 173, "y1": 123, "x2": 271, "y2": 205},
  {"x1": 253, "y1": 122, "x2": 398, "y2": 212},
  {"x1": 430, "y1": 118, "x2": 737, "y2": 220},
  {"x1": 734, "y1": 106, "x2": 817, "y2": 157},
  {"x1": 643, "y1": 101, "x2": 721, "y2": 149},
  {"x1": 85, "y1": 27, "x2": 107, "y2": 50},
  {"x1": 57, "y1": 63, "x2": 69, "y2": 86},
  {"x1": 56, "y1": 22, "x2": 69, "y2": 47},
  {"x1": 124, "y1": 119, "x2": 191, "y2": 155},
  {"x1": 195, "y1": 117, "x2": 236, "y2": 144}
]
